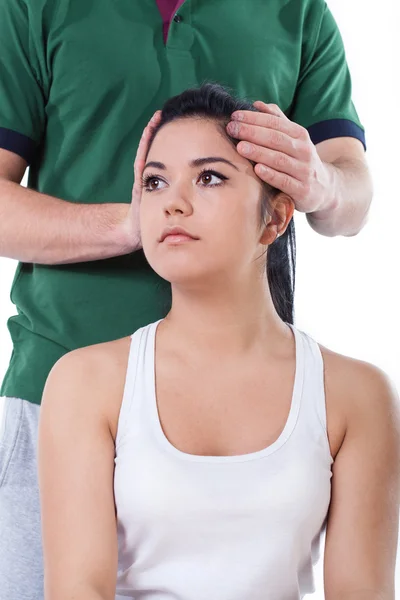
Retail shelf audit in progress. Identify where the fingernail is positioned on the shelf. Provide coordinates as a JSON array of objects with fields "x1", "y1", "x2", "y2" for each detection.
[
  {"x1": 227, "y1": 121, "x2": 239, "y2": 136},
  {"x1": 232, "y1": 111, "x2": 244, "y2": 121},
  {"x1": 240, "y1": 142, "x2": 252, "y2": 155}
]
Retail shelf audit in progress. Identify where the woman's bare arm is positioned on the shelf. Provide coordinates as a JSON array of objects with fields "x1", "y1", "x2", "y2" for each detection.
[
  {"x1": 323, "y1": 353, "x2": 400, "y2": 600},
  {"x1": 38, "y1": 346, "x2": 120, "y2": 600}
]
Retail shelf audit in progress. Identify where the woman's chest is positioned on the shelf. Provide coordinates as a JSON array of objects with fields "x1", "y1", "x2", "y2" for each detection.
[
  {"x1": 154, "y1": 352, "x2": 345, "y2": 461},
  {"x1": 154, "y1": 356, "x2": 296, "y2": 458}
]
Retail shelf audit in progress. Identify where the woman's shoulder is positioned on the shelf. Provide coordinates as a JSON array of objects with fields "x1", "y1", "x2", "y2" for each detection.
[
  {"x1": 42, "y1": 336, "x2": 132, "y2": 438},
  {"x1": 318, "y1": 343, "x2": 398, "y2": 434},
  {"x1": 49, "y1": 336, "x2": 132, "y2": 385},
  {"x1": 319, "y1": 343, "x2": 394, "y2": 396}
]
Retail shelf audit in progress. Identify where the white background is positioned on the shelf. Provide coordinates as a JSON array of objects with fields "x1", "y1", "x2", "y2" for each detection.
[{"x1": 0, "y1": 0, "x2": 398, "y2": 596}]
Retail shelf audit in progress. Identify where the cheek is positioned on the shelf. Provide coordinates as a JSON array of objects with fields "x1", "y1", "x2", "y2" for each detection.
[
  {"x1": 223, "y1": 201, "x2": 260, "y2": 245},
  {"x1": 139, "y1": 200, "x2": 159, "y2": 254},
  {"x1": 139, "y1": 196, "x2": 150, "y2": 225}
]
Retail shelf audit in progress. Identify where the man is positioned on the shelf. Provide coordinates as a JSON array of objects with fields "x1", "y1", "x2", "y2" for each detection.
[{"x1": 0, "y1": 0, "x2": 372, "y2": 598}]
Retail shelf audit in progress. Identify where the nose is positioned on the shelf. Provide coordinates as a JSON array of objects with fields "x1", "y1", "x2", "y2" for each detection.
[{"x1": 163, "y1": 185, "x2": 193, "y2": 217}]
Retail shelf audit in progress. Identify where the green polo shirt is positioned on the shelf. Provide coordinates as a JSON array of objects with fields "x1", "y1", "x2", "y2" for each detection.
[{"x1": 0, "y1": 0, "x2": 365, "y2": 406}]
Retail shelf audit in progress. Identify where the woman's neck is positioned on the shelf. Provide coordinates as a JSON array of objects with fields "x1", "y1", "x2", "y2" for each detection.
[{"x1": 162, "y1": 277, "x2": 290, "y2": 357}]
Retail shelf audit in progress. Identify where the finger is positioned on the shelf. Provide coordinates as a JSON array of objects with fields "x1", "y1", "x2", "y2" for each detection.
[
  {"x1": 254, "y1": 163, "x2": 306, "y2": 203},
  {"x1": 230, "y1": 109, "x2": 303, "y2": 140},
  {"x1": 252, "y1": 101, "x2": 288, "y2": 120},
  {"x1": 135, "y1": 111, "x2": 162, "y2": 166},
  {"x1": 133, "y1": 130, "x2": 149, "y2": 187},
  {"x1": 133, "y1": 111, "x2": 162, "y2": 188},
  {"x1": 227, "y1": 121, "x2": 300, "y2": 159},
  {"x1": 236, "y1": 143, "x2": 309, "y2": 181}
]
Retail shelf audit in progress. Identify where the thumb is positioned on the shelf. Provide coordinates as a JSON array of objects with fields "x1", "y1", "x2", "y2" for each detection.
[{"x1": 133, "y1": 110, "x2": 162, "y2": 195}]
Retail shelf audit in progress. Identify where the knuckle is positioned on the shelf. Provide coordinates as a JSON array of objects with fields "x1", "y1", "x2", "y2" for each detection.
[
  {"x1": 301, "y1": 179, "x2": 312, "y2": 196},
  {"x1": 280, "y1": 174, "x2": 291, "y2": 189},
  {"x1": 270, "y1": 130, "x2": 284, "y2": 146},
  {"x1": 300, "y1": 127, "x2": 310, "y2": 142},
  {"x1": 270, "y1": 115, "x2": 281, "y2": 130},
  {"x1": 275, "y1": 152, "x2": 289, "y2": 170},
  {"x1": 285, "y1": 175, "x2": 293, "y2": 189},
  {"x1": 289, "y1": 137, "x2": 299, "y2": 154},
  {"x1": 302, "y1": 144, "x2": 313, "y2": 162}
]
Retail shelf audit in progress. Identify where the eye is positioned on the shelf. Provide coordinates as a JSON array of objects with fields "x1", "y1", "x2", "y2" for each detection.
[
  {"x1": 141, "y1": 168, "x2": 228, "y2": 192},
  {"x1": 198, "y1": 169, "x2": 228, "y2": 187},
  {"x1": 141, "y1": 173, "x2": 167, "y2": 192}
]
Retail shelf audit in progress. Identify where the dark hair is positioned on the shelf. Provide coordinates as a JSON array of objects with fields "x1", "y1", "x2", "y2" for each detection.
[{"x1": 147, "y1": 82, "x2": 296, "y2": 324}]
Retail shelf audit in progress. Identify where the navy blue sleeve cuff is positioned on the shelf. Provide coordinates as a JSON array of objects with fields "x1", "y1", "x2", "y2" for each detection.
[
  {"x1": 307, "y1": 119, "x2": 366, "y2": 151},
  {"x1": 0, "y1": 127, "x2": 37, "y2": 164}
]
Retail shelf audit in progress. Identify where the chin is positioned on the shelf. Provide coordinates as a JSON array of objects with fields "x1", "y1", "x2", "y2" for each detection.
[
  {"x1": 156, "y1": 268, "x2": 206, "y2": 286},
  {"x1": 150, "y1": 259, "x2": 215, "y2": 287}
]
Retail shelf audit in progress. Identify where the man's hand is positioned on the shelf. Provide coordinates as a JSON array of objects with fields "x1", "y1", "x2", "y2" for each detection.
[
  {"x1": 121, "y1": 110, "x2": 162, "y2": 250},
  {"x1": 226, "y1": 100, "x2": 335, "y2": 215}
]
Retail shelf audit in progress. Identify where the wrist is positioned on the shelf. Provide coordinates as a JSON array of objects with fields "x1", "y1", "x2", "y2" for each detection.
[
  {"x1": 102, "y1": 204, "x2": 140, "y2": 256},
  {"x1": 114, "y1": 216, "x2": 142, "y2": 255},
  {"x1": 308, "y1": 162, "x2": 340, "y2": 221}
]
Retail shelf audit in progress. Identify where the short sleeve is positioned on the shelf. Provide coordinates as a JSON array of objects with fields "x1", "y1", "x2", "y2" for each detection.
[
  {"x1": 0, "y1": 0, "x2": 47, "y2": 164},
  {"x1": 288, "y1": 1, "x2": 366, "y2": 150}
]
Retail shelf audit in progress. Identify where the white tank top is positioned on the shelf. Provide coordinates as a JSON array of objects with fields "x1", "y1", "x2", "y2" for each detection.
[{"x1": 114, "y1": 319, "x2": 334, "y2": 599}]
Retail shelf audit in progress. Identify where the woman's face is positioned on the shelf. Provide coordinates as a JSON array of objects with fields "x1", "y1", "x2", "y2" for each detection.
[{"x1": 140, "y1": 117, "x2": 286, "y2": 287}]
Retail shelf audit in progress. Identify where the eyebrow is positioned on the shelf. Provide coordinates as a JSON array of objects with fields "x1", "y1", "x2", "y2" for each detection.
[{"x1": 143, "y1": 156, "x2": 239, "y2": 172}]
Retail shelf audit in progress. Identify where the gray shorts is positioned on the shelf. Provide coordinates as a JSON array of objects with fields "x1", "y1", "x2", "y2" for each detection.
[
  {"x1": 0, "y1": 397, "x2": 43, "y2": 600},
  {"x1": 0, "y1": 397, "x2": 127, "y2": 600}
]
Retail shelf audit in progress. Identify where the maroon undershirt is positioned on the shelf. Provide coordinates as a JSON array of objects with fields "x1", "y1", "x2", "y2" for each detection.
[{"x1": 155, "y1": 0, "x2": 186, "y2": 43}]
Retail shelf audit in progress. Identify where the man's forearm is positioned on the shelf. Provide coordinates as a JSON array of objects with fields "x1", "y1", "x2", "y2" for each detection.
[
  {"x1": 306, "y1": 157, "x2": 373, "y2": 237},
  {"x1": 0, "y1": 179, "x2": 138, "y2": 264}
]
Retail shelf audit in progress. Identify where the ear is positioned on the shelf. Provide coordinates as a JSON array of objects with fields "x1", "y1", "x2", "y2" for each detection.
[{"x1": 259, "y1": 193, "x2": 295, "y2": 245}]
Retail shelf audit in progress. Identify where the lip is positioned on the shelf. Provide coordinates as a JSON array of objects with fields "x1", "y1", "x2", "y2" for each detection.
[{"x1": 159, "y1": 226, "x2": 199, "y2": 243}]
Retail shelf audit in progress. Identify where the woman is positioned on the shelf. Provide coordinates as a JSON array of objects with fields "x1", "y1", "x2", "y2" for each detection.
[{"x1": 38, "y1": 83, "x2": 399, "y2": 600}]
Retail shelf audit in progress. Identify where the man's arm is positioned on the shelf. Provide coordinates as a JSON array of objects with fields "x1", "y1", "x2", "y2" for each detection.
[
  {"x1": 227, "y1": 104, "x2": 372, "y2": 238},
  {"x1": 307, "y1": 137, "x2": 373, "y2": 237},
  {"x1": 0, "y1": 149, "x2": 136, "y2": 264},
  {"x1": 0, "y1": 0, "x2": 141, "y2": 265},
  {"x1": 0, "y1": 112, "x2": 160, "y2": 265},
  {"x1": 227, "y1": 2, "x2": 371, "y2": 238}
]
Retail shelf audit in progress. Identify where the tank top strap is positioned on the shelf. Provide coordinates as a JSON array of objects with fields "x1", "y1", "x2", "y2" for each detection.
[
  {"x1": 298, "y1": 329, "x2": 327, "y2": 430},
  {"x1": 289, "y1": 325, "x2": 332, "y2": 461},
  {"x1": 115, "y1": 319, "x2": 163, "y2": 451}
]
